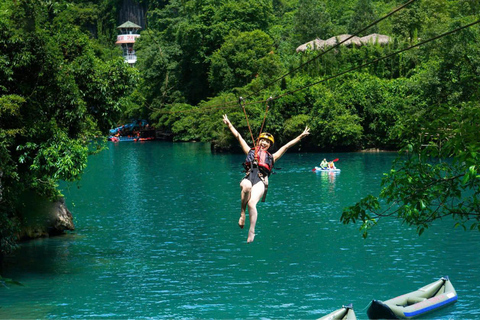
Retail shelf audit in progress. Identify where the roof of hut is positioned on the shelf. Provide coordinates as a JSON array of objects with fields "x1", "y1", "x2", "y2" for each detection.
[
  {"x1": 296, "y1": 38, "x2": 327, "y2": 52},
  {"x1": 359, "y1": 33, "x2": 391, "y2": 45},
  {"x1": 324, "y1": 34, "x2": 362, "y2": 47},
  {"x1": 296, "y1": 33, "x2": 391, "y2": 52}
]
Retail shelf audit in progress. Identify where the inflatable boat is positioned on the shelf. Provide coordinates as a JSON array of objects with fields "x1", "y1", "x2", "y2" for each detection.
[
  {"x1": 367, "y1": 276, "x2": 457, "y2": 319},
  {"x1": 318, "y1": 304, "x2": 357, "y2": 320}
]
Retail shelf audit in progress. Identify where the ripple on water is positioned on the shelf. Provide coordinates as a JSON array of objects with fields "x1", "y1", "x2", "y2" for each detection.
[{"x1": 1, "y1": 147, "x2": 479, "y2": 319}]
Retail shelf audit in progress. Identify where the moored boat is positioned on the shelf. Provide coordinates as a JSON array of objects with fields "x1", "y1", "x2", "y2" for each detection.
[
  {"x1": 318, "y1": 304, "x2": 357, "y2": 320},
  {"x1": 108, "y1": 119, "x2": 156, "y2": 142},
  {"x1": 108, "y1": 136, "x2": 156, "y2": 142},
  {"x1": 367, "y1": 276, "x2": 457, "y2": 319}
]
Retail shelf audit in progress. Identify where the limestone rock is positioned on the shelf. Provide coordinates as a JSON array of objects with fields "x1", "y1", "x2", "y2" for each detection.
[{"x1": 17, "y1": 192, "x2": 75, "y2": 240}]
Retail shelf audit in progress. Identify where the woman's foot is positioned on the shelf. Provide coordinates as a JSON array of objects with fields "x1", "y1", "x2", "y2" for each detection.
[
  {"x1": 247, "y1": 230, "x2": 255, "y2": 243},
  {"x1": 238, "y1": 213, "x2": 246, "y2": 229}
]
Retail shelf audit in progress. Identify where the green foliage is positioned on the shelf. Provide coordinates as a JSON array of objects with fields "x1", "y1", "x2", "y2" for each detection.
[
  {"x1": 348, "y1": 0, "x2": 378, "y2": 36},
  {"x1": 293, "y1": 0, "x2": 333, "y2": 44},
  {"x1": 341, "y1": 22, "x2": 480, "y2": 236},
  {"x1": 283, "y1": 114, "x2": 310, "y2": 138},
  {"x1": 141, "y1": 0, "x2": 275, "y2": 106},
  {"x1": 209, "y1": 30, "x2": 278, "y2": 94},
  {"x1": 342, "y1": 108, "x2": 480, "y2": 236},
  {"x1": 0, "y1": 0, "x2": 137, "y2": 256}
]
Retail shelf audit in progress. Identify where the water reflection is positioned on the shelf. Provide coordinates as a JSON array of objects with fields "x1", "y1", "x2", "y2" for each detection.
[{"x1": 316, "y1": 170, "x2": 339, "y2": 190}]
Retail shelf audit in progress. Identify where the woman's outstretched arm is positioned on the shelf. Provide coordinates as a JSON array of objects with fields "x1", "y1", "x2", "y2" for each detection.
[
  {"x1": 273, "y1": 126, "x2": 310, "y2": 162},
  {"x1": 223, "y1": 114, "x2": 250, "y2": 154}
]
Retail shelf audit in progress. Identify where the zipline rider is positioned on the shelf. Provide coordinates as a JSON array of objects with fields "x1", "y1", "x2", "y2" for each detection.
[{"x1": 223, "y1": 114, "x2": 310, "y2": 243}]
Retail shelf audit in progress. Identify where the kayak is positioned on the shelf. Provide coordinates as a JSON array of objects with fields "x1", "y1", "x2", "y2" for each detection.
[
  {"x1": 314, "y1": 167, "x2": 341, "y2": 172},
  {"x1": 318, "y1": 304, "x2": 357, "y2": 320},
  {"x1": 367, "y1": 276, "x2": 457, "y2": 319}
]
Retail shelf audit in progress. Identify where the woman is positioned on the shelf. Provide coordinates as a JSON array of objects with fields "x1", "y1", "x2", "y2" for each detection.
[{"x1": 223, "y1": 114, "x2": 310, "y2": 243}]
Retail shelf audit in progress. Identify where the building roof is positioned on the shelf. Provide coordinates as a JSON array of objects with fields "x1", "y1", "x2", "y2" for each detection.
[
  {"x1": 296, "y1": 33, "x2": 391, "y2": 52},
  {"x1": 117, "y1": 21, "x2": 142, "y2": 29}
]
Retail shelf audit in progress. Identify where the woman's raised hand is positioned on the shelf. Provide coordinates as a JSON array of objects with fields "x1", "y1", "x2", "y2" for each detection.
[
  {"x1": 300, "y1": 126, "x2": 310, "y2": 138},
  {"x1": 223, "y1": 114, "x2": 230, "y2": 126}
]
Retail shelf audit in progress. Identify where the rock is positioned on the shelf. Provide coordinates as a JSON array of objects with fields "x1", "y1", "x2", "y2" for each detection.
[
  {"x1": 16, "y1": 191, "x2": 75, "y2": 240},
  {"x1": 49, "y1": 198, "x2": 75, "y2": 236}
]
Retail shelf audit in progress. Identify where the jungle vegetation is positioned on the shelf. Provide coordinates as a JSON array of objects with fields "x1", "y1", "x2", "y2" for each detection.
[{"x1": 0, "y1": 0, "x2": 479, "y2": 256}]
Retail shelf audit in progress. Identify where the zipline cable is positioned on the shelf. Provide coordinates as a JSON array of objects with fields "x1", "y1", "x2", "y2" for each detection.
[
  {"x1": 153, "y1": 19, "x2": 480, "y2": 115},
  {"x1": 272, "y1": 19, "x2": 480, "y2": 101},
  {"x1": 147, "y1": 0, "x2": 416, "y2": 115},
  {"x1": 242, "y1": 0, "x2": 419, "y2": 101}
]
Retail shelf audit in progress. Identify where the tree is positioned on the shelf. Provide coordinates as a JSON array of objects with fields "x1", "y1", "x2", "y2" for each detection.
[
  {"x1": 347, "y1": 0, "x2": 378, "y2": 36},
  {"x1": 143, "y1": 0, "x2": 274, "y2": 105},
  {"x1": 0, "y1": 0, "x2": 137, "y2": 256},
  {"x1": 341, "y1": 104, "x2": 480, "y2": 237},
  {"x1": 293, "y1": 0, "x2": 332, "y2": 45},
  {"x1": 208, "y1": 30, "x2": 280, "y2": 94},
  {"x1": 391, "y1": 2, "x2": 422, "y2": 40},
  {"x1": 341, "y1": 24, "x2": 480, "y2": 237}
]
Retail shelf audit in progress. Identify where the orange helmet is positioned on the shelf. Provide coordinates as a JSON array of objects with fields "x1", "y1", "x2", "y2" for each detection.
[{"x1": 258, "y1": 132, "x2": 274, "y2": 144}]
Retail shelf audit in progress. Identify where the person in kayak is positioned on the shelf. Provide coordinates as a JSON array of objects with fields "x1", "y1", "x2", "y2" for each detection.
[
  {"x1": 222, "y1": 114, "x2": 310, "y2": 243},
  {"x1": 320, "y1": 158, "x2": 328, "y2": 169},
  {"x1": 328, "y1": 161, "x2": 336, "y2": 170}
]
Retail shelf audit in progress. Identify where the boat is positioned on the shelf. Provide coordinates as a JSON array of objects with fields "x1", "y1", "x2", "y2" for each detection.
[
  {"x1": 318, "y1": 304, "x2": 357, "y2": 320},
  {"x1": 108, "y1": 136, "x2": 156, "y2": 142},
  {"x1": 313, "y1": 166, "x2": 341, "y2": 172},
  {"x1": 108, "y1": 119, "x2": 156, "y2": 142},
  {"x1": 367, "y1": 276, "x2": 458, "y2": 319}
]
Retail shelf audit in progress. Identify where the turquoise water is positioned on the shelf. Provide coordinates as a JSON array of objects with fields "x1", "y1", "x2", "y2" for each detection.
[{"x1": 1, "y1": 142, "x2": 479, "y2": 319}]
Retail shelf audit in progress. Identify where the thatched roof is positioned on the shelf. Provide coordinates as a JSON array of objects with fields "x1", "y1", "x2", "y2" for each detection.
[
  {"x1": 359, "y1": 33, "x2": 391, "y2": 45},
  {"x1": 295, "y1": 39, "x2": 327, "y2": 52},
  {"x1": 324, "y1": 34, "x2": 362, "y2": 47},
  {"x1": 296, "y1": 33, "x2": 391, "y2": 52}
]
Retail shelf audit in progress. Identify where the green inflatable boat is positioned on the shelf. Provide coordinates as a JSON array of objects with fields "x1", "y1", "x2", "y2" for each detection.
[
  {"x1": 367, "y1": 276, "x2": 457, "y2": 319},
  {"x1": 318, "y1": 304, "x2": 357, "y2": 320}
]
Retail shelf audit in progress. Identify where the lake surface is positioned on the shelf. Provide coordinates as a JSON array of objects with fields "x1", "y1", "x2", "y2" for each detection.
[{"x1": 1, "y1": 142, "x2": 479, "y2": 319}]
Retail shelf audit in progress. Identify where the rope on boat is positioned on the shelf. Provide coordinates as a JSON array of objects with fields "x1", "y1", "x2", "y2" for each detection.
[{"x1": 361, "y1": 300, "x2": 373, "y2": 311}]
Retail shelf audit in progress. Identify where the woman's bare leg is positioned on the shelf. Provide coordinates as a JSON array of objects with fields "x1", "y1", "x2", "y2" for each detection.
[
  {"x1": 246, "y1": 182, "x2": 265, "y2": 243},
  {"x1": 239, "y1": 179, "x2": 252, "y2": 228}
]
